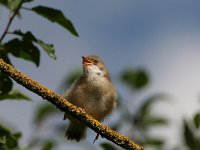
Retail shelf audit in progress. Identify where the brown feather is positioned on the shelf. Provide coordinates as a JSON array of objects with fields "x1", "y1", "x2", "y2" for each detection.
[{"x1": 64, "y1": 55, "x2": 117, "y2": 141}]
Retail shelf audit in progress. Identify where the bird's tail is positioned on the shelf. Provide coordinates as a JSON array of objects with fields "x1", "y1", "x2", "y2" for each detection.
[{"x1": 65, "y1": 121, "x2": 86, "y2": 142}]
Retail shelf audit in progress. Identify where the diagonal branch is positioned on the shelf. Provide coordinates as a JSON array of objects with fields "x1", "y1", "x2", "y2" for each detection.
[{"x1": 0, "y1": 58, "x2": 144, "y2": 150}]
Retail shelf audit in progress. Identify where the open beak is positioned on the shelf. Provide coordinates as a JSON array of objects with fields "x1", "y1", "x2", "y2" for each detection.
[{"x1": 82, "y1": 56, "x2": 92, "y2": 66}]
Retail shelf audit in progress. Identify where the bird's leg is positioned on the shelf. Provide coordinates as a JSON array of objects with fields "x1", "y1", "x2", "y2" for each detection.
[
  {"x1": 63, "y1": 113, "x2": 67, "y2": 120},
  {"x1": 93, "y1": 133, "x2": 99, "y2": 143}
]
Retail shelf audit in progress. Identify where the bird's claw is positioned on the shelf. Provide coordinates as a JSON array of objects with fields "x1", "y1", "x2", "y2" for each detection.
[{"x1": 93, "y1": 133, "x2": 99, "y2": 143}]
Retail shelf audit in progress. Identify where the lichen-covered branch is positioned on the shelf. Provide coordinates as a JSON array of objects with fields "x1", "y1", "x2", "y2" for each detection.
[{"x1": 0, "y1": 58, "x2": 144, "y2": 150}]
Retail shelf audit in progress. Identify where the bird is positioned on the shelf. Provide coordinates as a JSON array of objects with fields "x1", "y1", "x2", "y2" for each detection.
[{"x1": 63, "y1": 55, "x2": 117, "y2": 142}]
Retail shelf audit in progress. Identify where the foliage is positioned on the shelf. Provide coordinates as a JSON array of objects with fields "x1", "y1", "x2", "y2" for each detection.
[
  {"x1": 0, "y1": 90, "x2": 31, "y2": 101},
  {"x1": 0, "y1": 124, "x2": 22, "y2": 150},
  {"x1": 193, "y1": 112, "x2": 200, "y2": 128},
  {"x1": 0, "y1": 0, "x2": 78, "y2": 99},
  {"x1": 4, "y1": 38, "x2": 41, "y2": 66},
  {"x1": 100, "y1": 142, "x2": 117, "y2": 150},
  {"x1": 31, "y1": 6, "x2": 78, "y2": 36},
  {"x1": 33, "y1": 104, "x2": 58, "y2": 126},
  {"x1": 41, "y1": 140, "x2": 55, "y2": 150},
  {"x1": 0, "y1": 73, "x2": 13, "y2": 96},
  {"x1": 121, "y1": 68, "x2": 149, "y2": 90},
  {"x1": 133, "y1": 94, "x2": 169, "y2": 130},
  {"x1": 0, "y1": 0, "x2": 22, "y2": 11},
  {"x1": 0, "y1": 0, "x2": 78, "y2": 149},
  {"x1": 13, "y1": 30, "x2": 56, "y2": 60},
  {"x1": 181, "y1": 113, "x2": 200, "y2": 150}
]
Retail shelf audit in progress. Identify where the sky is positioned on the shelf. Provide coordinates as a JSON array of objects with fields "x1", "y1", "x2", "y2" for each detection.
[{"x1": 1, "y1": 0, "x2": 200, "y2": 149}]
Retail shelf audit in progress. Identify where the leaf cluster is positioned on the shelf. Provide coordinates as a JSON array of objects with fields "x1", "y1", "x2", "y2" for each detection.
[
  {"x1": 0, "y1": 0, "x2": 78, "y2": 149},
  {"x1": 0, "y1": 0, "x2": 78, "y2": 100},
  {"x1": 0, "y1": 124, "x2": 22, "y2": 150},
  {"x1": 180, "y1": 112, "x2": 200, "y2": 150}
]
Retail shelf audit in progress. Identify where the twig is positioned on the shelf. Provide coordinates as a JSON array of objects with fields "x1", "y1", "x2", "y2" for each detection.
[
  {"x1": 21, "y1": 7, "x2": 32, "y2": 11},
  {"x1": 0, "y1": 59, "x2": 144, "y2": 150},
  {"x1": 0, "y1": 1, "x2": 23, "y2": 43}
]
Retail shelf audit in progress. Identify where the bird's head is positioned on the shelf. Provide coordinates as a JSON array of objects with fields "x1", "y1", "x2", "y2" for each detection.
[{"x1": 82, "y1": 55, "x2": 110, "y2": 80}]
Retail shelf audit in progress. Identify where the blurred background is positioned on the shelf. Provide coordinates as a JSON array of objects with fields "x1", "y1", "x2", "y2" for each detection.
[{"x1": 1, "y1": 0, "x2": 200, "y2": 150}]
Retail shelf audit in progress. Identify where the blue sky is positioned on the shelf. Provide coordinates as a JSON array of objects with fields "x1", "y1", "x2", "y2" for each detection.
[{"x1": 1, "y1": 0, "x2": 200, "y2": 149}]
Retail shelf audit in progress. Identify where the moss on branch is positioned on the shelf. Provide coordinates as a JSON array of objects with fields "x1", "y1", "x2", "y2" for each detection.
[{"x1": 0, "y1": 58, "x2": 144, "y2": 150}]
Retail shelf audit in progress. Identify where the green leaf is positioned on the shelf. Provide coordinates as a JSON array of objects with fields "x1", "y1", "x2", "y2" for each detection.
[
  {"x1": 13, "y1": 132, "x2": 22, "y2": 139},
  {"x1": 0, "y1": 124, "x2": 11, "y2": 135},
  {"x1": 140, "y1": 94, "x2": 169, "y2": 116},
  {"x1": 193, "y1": 112, "x2": 200, "y2": 128},
  {"x1": 13, "y1": 30, "x2": 36, "y2": 41},
  {"x1": 37, "y1": 40, "x2": 56, "y2": 59},
  {"x1": 24, "y1": 0, "x2": 34, "y2": 3},
  {"x1": 0, "y1": 124, "x2": 21, "y2": 149},
  {"x1": 0, "y1": 136, "x2": 6, "y2": 144},
  {"x1": 31, "y1": 6, "x2": 79, "y2": 36},
  {"x1": 100, "y1": 143, "x2": 117, "y2": 150},
  {"x1": 0, "y1": 0, "x2": 22, "y2": 11},
  {"x1": 0, "y1": 50, "x2": 12, "y2": 65},
  {"x1": 7, "y1": 0, "x2": 22, "y2": 11},
  {"x1": 121, "y1": 69, "x2": 149, "y2": 90},
  {"x1": 144, "y1": 116, "x2": 168, "y2": 127},
  {"x1": 0, "y1": 0, "x2": 7, "y2": 7},
  {"x1": 13, "y1": 30, "x2": 56, "y2": 59},
  {"x1": 0, "y1": 90, "x2": 31, "y2": 101},
  {"x1": 133, "y1": 94, "x2": 169, "y2": 128},
  {"x1": 142, "y1": 138, "x2": 164, "y2": 147},
  {"x1": 4, "y1": 38, "x2": 40, "y2": 66},
  {"x1": 41, "y1": 140, "x2": 54, "y2": 150},
  {"x1": 134, "y1": 70, "x2": 149, "y2": 89},
  {"x1": 183, "y1": 120, "x2": 197, "y2": 150},
  {"x1": 34, "y1": 104, "x2": 58, "y2": 125},
  {"x1": 0, "y1": 73, "x2": 13, "y2": 96}
]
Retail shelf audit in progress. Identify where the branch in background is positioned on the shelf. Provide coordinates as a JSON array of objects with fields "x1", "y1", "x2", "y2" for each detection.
[
  {"x1": 0, "y1": 59, "x2": 144, "y2": 150},
  {"x1": 0, "y1": 1, "x2": 23, "y2": 42}
]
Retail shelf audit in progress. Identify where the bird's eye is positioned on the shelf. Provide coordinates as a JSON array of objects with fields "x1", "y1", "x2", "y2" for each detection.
[{"x1": 93, "y1": 60, "x2": 98, "y2": 64}]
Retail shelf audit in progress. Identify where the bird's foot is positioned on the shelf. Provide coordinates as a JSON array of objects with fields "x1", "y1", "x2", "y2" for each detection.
[{"x1": 93, "y1": 133, "x2": 99, "y2": 143}]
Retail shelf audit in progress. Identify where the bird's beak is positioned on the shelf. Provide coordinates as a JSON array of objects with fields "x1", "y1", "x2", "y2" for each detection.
[{"x1": 82, "y1": 56, "x2": 92, "y2": 66}]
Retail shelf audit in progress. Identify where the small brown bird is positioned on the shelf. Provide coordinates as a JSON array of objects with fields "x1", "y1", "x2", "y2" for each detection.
[{"x1": 64, "y1": 55, "x2": 117, "y2": 142}]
